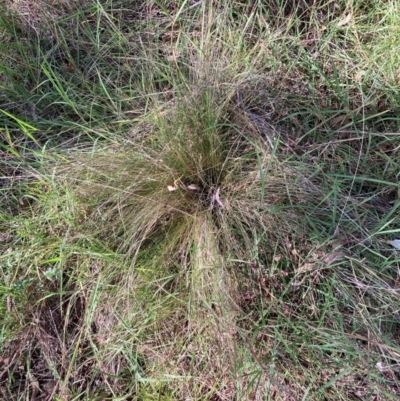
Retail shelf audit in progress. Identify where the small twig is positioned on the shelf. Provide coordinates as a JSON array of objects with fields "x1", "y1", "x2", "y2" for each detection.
[
  {"x1": 182, "y1": 0, "x2": 203, "y2": 13},
  {"x1": 215, "y1": 187, "x2": 224, "y2": 208},
  {"x1": 210, "y1": 187, "x2": 224, "y2": 210}
]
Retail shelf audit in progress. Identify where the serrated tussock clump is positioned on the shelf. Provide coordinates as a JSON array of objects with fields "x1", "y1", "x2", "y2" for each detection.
[{"x1": 66, "y1": 90, "x2": 313, "y2": 273}]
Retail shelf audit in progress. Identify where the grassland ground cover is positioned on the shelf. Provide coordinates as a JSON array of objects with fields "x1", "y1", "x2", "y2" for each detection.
[{"x1": 1, "y1": 0, "x2": 400, "y2": 400}]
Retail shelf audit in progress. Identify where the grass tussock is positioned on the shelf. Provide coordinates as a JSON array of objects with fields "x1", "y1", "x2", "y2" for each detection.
[{"x1": 1, "y1": 0, "x2": 400, "y2": 400}]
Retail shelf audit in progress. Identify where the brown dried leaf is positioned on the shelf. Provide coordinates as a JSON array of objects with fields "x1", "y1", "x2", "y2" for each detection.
[
  {"x1": 324, "y1": 252, "x2": 346, "y2": 265},
  {"x1": 338, "y1": 13, "x2": 352, "y2": 27},
  {"x1": 187, "y1": 183, "x2": 200, "y2": 191},
  {"x1": 297, "y1": 262, "x2": 316, "y2": 273}
]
